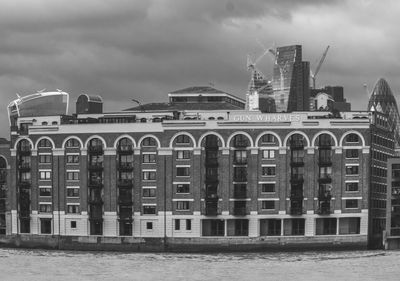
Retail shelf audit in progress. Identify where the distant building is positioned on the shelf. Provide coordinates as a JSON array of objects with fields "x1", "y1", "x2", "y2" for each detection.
[
  {"x1": 272, "y1": 45, "x2": 310, "y2": 112},
  {"x1": 76, "y1": 94, "x2": 103, "y2": 114},
  {"x1": 310, "y1": 86, "x2": 351, "y2": 112}
]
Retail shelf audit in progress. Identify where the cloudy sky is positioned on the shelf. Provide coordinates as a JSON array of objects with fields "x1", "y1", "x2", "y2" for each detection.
[{"x1": 0, "y1": 0, "x2": 399, "y2": 138}]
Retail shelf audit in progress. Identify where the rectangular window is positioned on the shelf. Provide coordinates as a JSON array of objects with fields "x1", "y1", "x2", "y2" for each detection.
[
  {"x1": 143, "y1": 188, "x2": 156, "y2": 198},
  {"x1": 39, "y1": 171, "x2": 51, "y2": 180},
  {"x1": 346, "y1": 166, "x2": 359, "y2": 175},
  {"x1": 186, "y1": 219, "x2": 192, "y2": 230},
  {"x1": 40, "y1": 219, "x2": 52, "y2": 234},
  {"x1": 146, "y1": 222, "x2": 153, "y2": 229},
  {"x1": 143, "y1": 206, "x2": 156, "y2": 214},
  {"x1": 21, "y1": 172, "x2": 31, "y2": 181},
  {"x1": 176, "y1": 167, "x2": 190, "y2": 177},
  {"x1": 176, "y1": 150, "x2": 190, "y2": 160},
  {"x1": 234, "y1": 150, "x2": 247, "y2": 164},
  {"x1": 39, "y1": 187, "x2": 52, "y2": 197},
  {"x1": 66, "y1": 155, "x2": 79, "y2": 164},
  {"x1": 39, "y1": 155, "x2": 51, "y2": 164},
  {"x1": 175, "y1": 219, "x2": 180, "y2": 230},
  {"x1": 70, "y1": 221, "x2": 77, "y2": 229},
  {"x1": 66, "y1": 171, "x2": 79, "y2": 181},
  {"x1": 261, "y1": 183, "x2": 275, "y2": 193},
  {"x1": 142, "y1": 154, "x2": 156, "y2": 163},
  {"x1": 67, "y1": 188, "x2": 79, "y2": 197},
  {"x1": 176, "y1": 201, "x2": 190, "y2": 210},
  {"x1": 346, "y1": 182, "x2": 359, "y2": 192},
  {"x1": 262, "y1": 200, "x2": 275, "y2": 210},
  {"x1": 262, "y1": 150, "x2": 275, "y2": 159},
  {"x1": 39, "y1": 203, "x2": 52, "y2": 213},
  {"x1": 142, "y1": 171, "x2": 156, "y2": 181},
  {"x1": 67, "y1": 204, "x2": 80, "y2": 214},
  {"x1": 176, "y1": 184, "x2": 190, "y2": 193},
  {"x1": 345, "y1": 149, "x2": 359, "y2": 159},
  {"x1": 262, "y1": 166, "x2": 276, "y2": 176},
  {"x1": 345, "y1": 199, "x2": 358, "y2": 209}
]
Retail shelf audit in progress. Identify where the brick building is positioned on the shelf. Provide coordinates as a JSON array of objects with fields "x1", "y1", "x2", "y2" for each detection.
[{"x1": 1, "y1": 88, "x2": 390, "y2": 250}]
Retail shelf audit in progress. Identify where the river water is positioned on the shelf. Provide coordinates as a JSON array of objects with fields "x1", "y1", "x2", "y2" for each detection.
[{"x1": 0, "y1": 248, "x2": 399, "y2": 281}]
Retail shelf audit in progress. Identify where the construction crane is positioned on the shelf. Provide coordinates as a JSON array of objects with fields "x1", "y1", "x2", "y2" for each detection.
[{"x1": 310, "y1": 45, "x2": 330, "y2": 89}]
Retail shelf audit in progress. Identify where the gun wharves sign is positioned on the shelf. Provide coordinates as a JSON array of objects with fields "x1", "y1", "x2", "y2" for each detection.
[{"x1": 229, "y1": 113, "x2": 306, "y2": 122}]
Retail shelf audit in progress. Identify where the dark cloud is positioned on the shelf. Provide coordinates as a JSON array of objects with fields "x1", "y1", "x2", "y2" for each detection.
[{"x1": 0, "y1": 0, "x2": 400, "y2": 138}]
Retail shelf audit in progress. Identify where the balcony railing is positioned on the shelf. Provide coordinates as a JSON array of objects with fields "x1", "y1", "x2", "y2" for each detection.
[
  {"x1": 117, "y1": 179, "x2": 133, "y2": 188},
  {"x1": 19, "y1": 181, "x2": 31, "y2": 189},
  {"x1": 318, "y1": 175, "x2": 332, "y2": 183},
  {"x1": 233, "y1": 188, "x2": 247, "y2": 199},
  {"x1": 117, "y1": 146, "x2": 133, "y2": 155},
  {"x1": 88, "y1": 146, "x2": 104, "y2": 155},
  {"x1": 88, "y1": 196, "x2": 103, "y2": 205},
  {"x1": 290, "y1": 205, "x2": 303, "y2": 215},
  {"x1": 233, "y1": 174, "x2": 247, "y2": 182},
  {"x1": 205, "y1": 158, "x2": 218, "y2": 167},
  {"x1": 318, "y1": 158, "x2": 332, "y2": 166},
  {"x1": 289, "y1": 140, "x2": 304, "y2": 149},
  {"x1": 88, "y1": 180, "x2": 103, "y2": 188},
  {"x1": 290, "y1": 175, "x2": 304, "y2": 183},
  {"x1": 233, "y1": 158, "x2": 248, "y2": 165},
  {"x1": 204, "y1": 201, "x2": 219, "y2": 216},
  {"x1": 117, "y1": 163, "x2": 133, "y2": 171},
  {"x1": 119, "y1": 211, "x2": 133, "y2": 221},
  {"x1": 88, "y1": 163, "x2": 103, "y2": 171},
  {"x1": 18, "y1": 163, "x2": 31, "y2": 171},
  {"x1": 118, "y1": 197, "x2": 133, "y2": 205},
  {"x1": 317, "y1": 202, "x2": 332, "y2": 215},
  {"x1": 318, "y1": 191, "x2": 332, "y2": 201},
  {"x1": 290, "y1": 158, "x2": 304, "y2": 167},
  {"x1": 233, "y1": 206, "x2": 248, "y2": 216}
]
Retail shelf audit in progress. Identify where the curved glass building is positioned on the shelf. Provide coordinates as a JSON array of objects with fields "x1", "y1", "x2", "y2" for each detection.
[{"x1": 368, "y1": 78, "x2": 400, "y2": 147}]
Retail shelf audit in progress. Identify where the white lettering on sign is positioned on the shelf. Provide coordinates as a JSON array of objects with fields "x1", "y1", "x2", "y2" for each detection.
[{"x1": 230, "y1": 114, "x2": 303, "y2": 122}]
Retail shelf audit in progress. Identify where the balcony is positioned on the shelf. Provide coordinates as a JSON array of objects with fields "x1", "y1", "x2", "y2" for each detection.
[
  {"x1": 290, "y1": 190, "x2": 304, "y2": 200},
  {"x1": 0, "y1": 174, "x2": 6, "y2": 184},
  {"x1": 290, "y1": 204, "x2": 303, "y2": 215},
  {"x1": 205, "y1": 187, "x2": 218, "y2": 200},
  {"x1": 318, "y1": 157, "x2": 332, "y2": 167},
  {"x1": 119, "y1": 212, "x2": 133, "y2": 222},
  {"x1": 88, "y1": 196, "x2": 103, "y2": 205},
  {"x1": 318, "y1": 191, "x2": 332, "y2": 201},
  {"x1": 233, "y1": 173, "x2": 247, "y2": 183},
  {"x1": 117, "y1": 179, "x2": 133, "y2": 188},
  {"x1": 233, "y1": 206, "x2": 248, "y2": 216},
  {"x1": 317, "y1": 201, "x2": 332, "y2": 215},
  {"x1": 205, "y1": 176, "x2": 219, "y2": 184},
  {"x1": 233, "y1": 158, "x2": 248, "y2": 165},
  {"x1": 117, "y1": 163, "x2": 133, "y2": 172},
  {"x1": 290, "y1": 175, "x2": 304, "y2": 184},
  {"x1": 205, "y1": 158, "x2": 218, "y2": 167},
  {"x1": 117, "y1": 146, "x2": 133, "y2": 155},
  {"x1": 204, "y1": 201, "x2": 219, "y2": 216},
  {"x1": 19, "y1": 210, "x2": 30, "y2": 219},
  {"x1": 290, "y1": 158, "x2": 304, "y2": 167},
  {"x1": 89, "y1": 207, "x2": 103, "y2": 220},
  {"x1": 233, "y1": 188, "x2": 247, "y2": 199},
  {"x1": 118, "y1": 196, "x2": 133, "y2": 205},
  {"x1": 19, "y1": 181, "x2": 31, "y2": 189},
  {"x1": 318, "y1": 175, "x2": 332, "y2": 184},
  {"x1": 88, "y1": 163, "x2": 103, "y2": 171},
  {"x1": 88, "y1": 180, "x2": 103, "y2": 189},
  {"x1": 18, "y1": 163, "x2": 31, "y2": 172},
  {"x1": 289, "y1": 140, "x2": 304, "y2": 149},
  {"x1": 88, "y1": 146, "x2": 103, "y2": 155},
  {"x1": 18, "y1": 149, "x2": 31, "y2": 156}
]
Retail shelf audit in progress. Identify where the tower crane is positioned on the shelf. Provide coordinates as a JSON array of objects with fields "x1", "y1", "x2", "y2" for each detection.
[{"x1": 310, "y1": 45, "x2": 330, "y2": 89}]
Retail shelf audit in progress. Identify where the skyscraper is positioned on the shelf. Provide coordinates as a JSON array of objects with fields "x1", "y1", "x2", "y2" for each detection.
[{"x1": 272, "y1": 45, "x2": 310, "y2": 112}]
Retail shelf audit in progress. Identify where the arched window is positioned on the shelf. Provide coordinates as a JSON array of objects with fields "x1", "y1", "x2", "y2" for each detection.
[
  {"x1": 346, "y1": 134, "x2": 359, "y2": 143},
  {"x1": 176, "y1": 135, "x2": 190, "y2": 144},
  {"x1": 66, "y1": 138, "x2": 80, "y2": 148},
  {"x1": 38, "y1": 139, "x2": 52, "y2": 148},
  {"x1": 142, "y1": 137, "x2": 156, "y2": 147}
]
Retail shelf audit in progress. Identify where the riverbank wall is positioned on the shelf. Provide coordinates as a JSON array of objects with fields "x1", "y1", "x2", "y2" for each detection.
[{"x1": 0, "y1": 234, "x2": 368, "y2": 252}]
